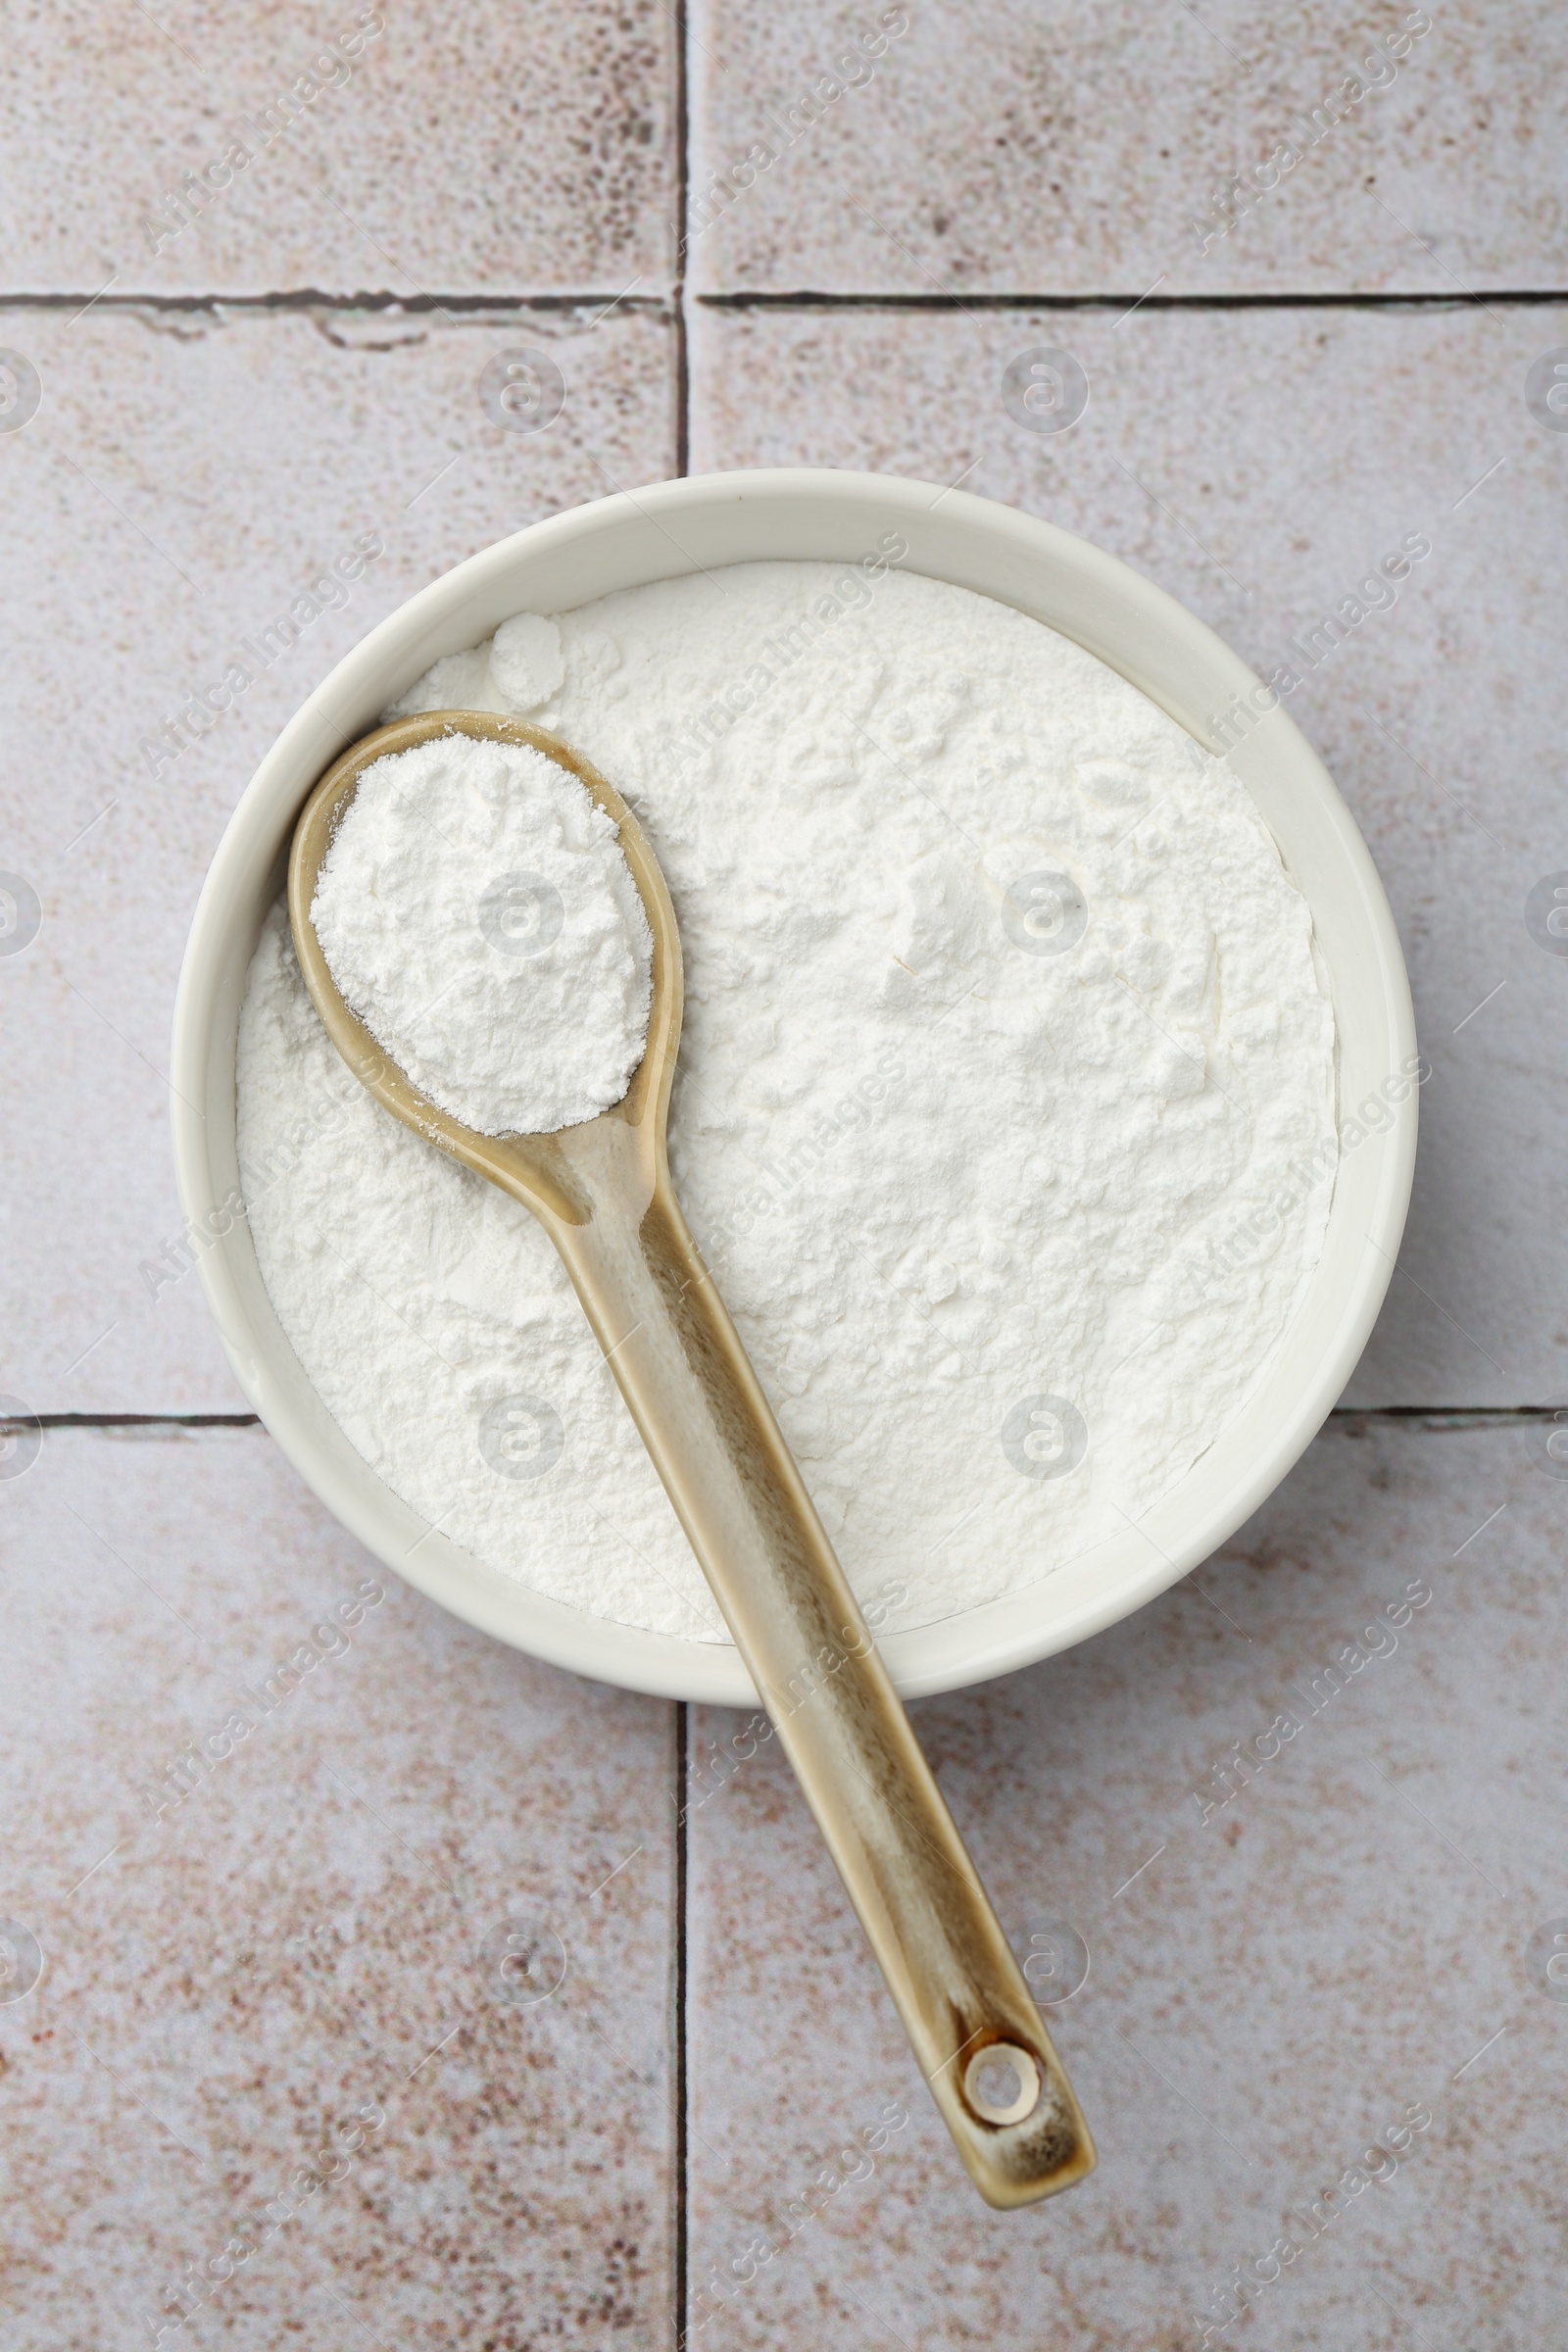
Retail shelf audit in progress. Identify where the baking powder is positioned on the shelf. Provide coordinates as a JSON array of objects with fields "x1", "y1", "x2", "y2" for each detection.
[
  {"x1": 310, "y1": 732, "x2": 651, "y2": 1138},
  {"x1": 236, "y1": 560, "x2": 1336, "y2": 1641}
]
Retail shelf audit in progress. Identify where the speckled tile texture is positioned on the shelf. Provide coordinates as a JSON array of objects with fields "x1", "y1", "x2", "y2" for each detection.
[
  {"x1": 685, "y1": 1419, "x2": 1565, "y2": 2348},
  {"x1": 0, "y1": 1426, "x2": 676, "y2": 2348},
  {"x1": 3, "y1": 2, "x2": 1566, "y2": 2345},
  {"x1": 3, "y1": 2, "x2": 677, "y2": 296},
  {"x1": 687, "y1": 0, "x2": 1567, "y2": 295},
  {"x1": 690, "y1": 299, "x2": 1568, "y2": 1407}
]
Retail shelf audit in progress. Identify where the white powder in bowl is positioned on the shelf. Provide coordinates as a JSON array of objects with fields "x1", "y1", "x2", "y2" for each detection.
[
  {"x1": 488, "y1": 612, "x2": 566, "y2": 711},
  {"x1": 309, "y1": 732, "x2": 651, "y2": 1138},
  {"x1": 236, "y1": 560, "x2": 1336, "y2": 1643}
]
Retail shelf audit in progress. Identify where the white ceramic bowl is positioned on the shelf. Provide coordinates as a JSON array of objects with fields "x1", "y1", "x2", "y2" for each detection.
[{"x1": 172, "y1": 468, "x2": 1416, "y2": 1706}]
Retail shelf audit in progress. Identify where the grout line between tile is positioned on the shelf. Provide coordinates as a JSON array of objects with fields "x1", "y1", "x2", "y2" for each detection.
[
  {"x1": 697, "y1": 287, "x2": 1568, "y2": 312},
  {"x1": 0, "y1": 288, "x2": 677, "y2": 317},
  {"x1": 672, "y1": 291, "x2": 689, "y2": 478},
  {"x1": 7, "y1": 1411, "x2": 261, "y2": 1429},
  {"x1": 672, "y1": 1697, "x2": 689, "y2": 2350},
  {"x1": 1325, "y1": 1406, "x2": 1559, "y2": 1428},
  {"x1": 672, "y1": 0, "x2": 691, "y2": 481},
  {"x1": 6, "y1": 289, "x2": 1564, "y2": 321}
]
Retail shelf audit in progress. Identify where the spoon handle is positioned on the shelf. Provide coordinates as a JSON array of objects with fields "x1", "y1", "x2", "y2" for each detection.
[{"x1": 551, "y1": 1152, "x2": 1095, "y2": 2210}]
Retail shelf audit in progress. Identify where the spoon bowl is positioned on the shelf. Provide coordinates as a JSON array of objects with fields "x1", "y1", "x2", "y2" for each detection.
[
  {"x1": 288, "y1": 710, "x2": 683, "y2": 1233},
  {"x1": 288, "y1": 710, "x2": 1097, "y2": 2210}
]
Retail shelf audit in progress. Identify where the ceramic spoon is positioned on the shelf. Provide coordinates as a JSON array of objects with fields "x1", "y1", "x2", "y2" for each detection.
[{"x1": 288, "y1": 709, "x2": 1096, "y2": 2210}]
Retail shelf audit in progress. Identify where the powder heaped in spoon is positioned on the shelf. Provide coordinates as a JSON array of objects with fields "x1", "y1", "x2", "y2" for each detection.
[{"x1": 310, "y1": 731, "x2": 652, "y2": 1138}]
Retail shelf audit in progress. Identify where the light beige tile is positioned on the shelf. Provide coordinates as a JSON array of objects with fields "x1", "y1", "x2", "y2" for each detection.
[
  {"x1": 6, "y1": 1, "x2": 676, "y2": 296},
  {"x1": 690, "y1": 298, "x2": 1568, "y2": 1406},
  {"x1": 683, "y1": 1416, "x2": 1566, "y2": 2348},
  {"x1": 687, "y1": 0, "x2": 1567, "y2": 295},
  {"x1": 0, "y1": 1424, "x2": 676, "y2": 2347},
  {"x1": 0, "y1": 301, "x2": 676, "y2": 1410}
]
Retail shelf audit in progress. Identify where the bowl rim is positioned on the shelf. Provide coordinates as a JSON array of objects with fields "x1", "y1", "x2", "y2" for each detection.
[{"x1": 171, "y1": 465, "x2": 1417, "y2": 1705}]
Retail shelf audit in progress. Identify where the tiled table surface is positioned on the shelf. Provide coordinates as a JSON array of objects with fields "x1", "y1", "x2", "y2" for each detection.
[{"x1": 1, "y1": 6, "x2": 1565, "y2": 2347}]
